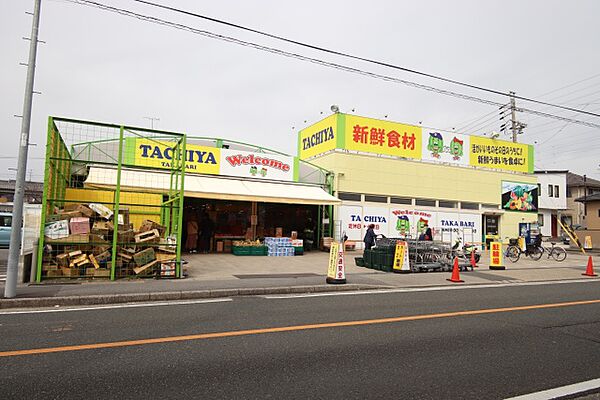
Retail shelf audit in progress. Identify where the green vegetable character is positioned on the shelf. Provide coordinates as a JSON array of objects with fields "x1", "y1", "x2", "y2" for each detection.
[
  {"x1": 449, "y1": 137, "x2": 464, "y2": 160},
  {"x1": 417, "y1": 217, "x2": 428, "y2": 234},
  {"x1": 260, "y1": 167, "x2": 267, "y2": 177},
  {"x1": 427, "y1": 132, "x2": 444, "y2": 158},
  {"x1": 250, "y1": 166, "x2": 258, "y2": 176},
  {"x1": 396, "y1": 215, "x2": 410, "y2": 235}
]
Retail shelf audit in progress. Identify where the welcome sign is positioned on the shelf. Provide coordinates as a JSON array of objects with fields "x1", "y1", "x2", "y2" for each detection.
[{"x1": 220, "y1": 149, "x2": 295, "y2": 182}]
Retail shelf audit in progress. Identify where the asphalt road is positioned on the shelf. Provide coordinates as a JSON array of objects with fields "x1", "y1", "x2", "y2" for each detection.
[{"x1": 0, "y1": 281, "x2": 599, "y2": 399}]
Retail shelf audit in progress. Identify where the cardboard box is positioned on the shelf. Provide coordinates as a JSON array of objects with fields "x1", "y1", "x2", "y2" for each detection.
[
  {"x1": 69, "y1": 217, "x2": 90, "y2": 235},
  {"x1": 291, "y1": 231, "x2": 298, "y2": 240},
  {"x1": 92, "y1": 221, "x2": 111, "y2": 236},
  {"x1": 46, "y1": 269, "x2": 63, "y2": 277},
  {"x1": 89, "y1": 203, "x2": 113, "y2": 219},
  {"x1": 139, "y1": 220, "x2": 166, "y2": 236},
  {"x1": 60, "y1": 267, "x2": 81, "y2": 277},
  {"x1": 275, "y1": 227, "x2": 283, "y2": 238},
  {"x1": 135, "y1": 229, "x2": 160, "y2": 244},
  {"x1": 133, "y1": 260, "x2": 158, "y2": 275},
  {"x1": 76, "y1": 204, "x2": 95, "y2": 218},
  {"x1": 45, "y1": 220, "x2": 69, "y2": 240},
  {"x1": 216, "y1": 241, "x2": 224, "y2": 253},
  {"x1": 133, "y1": 247, "x2": 156, "y2": 266},
  {"x1": 291, "y1": 239, "x2": 303, "y2": 247},
  {"x1": 94, "y1": 269, "x2": 111, "y2": 278}
]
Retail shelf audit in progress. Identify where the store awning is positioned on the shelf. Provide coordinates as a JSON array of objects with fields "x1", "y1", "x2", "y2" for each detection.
[{"x1": 85, "y1": 167, "x2": 340, "y2": 205}]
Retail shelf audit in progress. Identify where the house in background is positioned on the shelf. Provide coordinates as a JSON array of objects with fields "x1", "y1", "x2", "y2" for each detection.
[
  {"x1": 0, "y1": 180, "x2": 44, "y2": 205},
  {"x1": 565, "y1": 172, "x2": 600, "y2": 228},
  {"x1": 534, "y1": 170, "x2": 567, "y2": 238},
  {"x1": 574, "y1": 193, "x2": 600, "y2": 248}
]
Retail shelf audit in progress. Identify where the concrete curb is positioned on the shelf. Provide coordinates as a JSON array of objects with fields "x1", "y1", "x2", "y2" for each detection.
[{"x1": 0, "y1": 284, "x2": 390, "y2": 310}]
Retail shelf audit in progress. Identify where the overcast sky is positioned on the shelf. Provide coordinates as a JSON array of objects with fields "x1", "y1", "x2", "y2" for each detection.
[{"x1": 1, "y1": 0, "x2": 599, "y2": 182}]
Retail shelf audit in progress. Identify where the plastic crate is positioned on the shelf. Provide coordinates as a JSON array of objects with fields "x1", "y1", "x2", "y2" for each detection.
[
  {"x1": 363, "y1": 249, "x2": 372, "y2": 269},
  {"x1": 355, "y1": 257, "x2": 365, "y2": 267},
  {"x1": 250, "y1": 246, "x2": 267, "y2": 255},
  {"x1": 232, "y1": 246, "x2": 252, "y2": 256},
  {"x1": 294, "y1": 246, "x2": 304, "y2": 256}
]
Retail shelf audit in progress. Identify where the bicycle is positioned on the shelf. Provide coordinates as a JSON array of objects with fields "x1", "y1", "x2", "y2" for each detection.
[
  {"x1": 505, "y1": 238, "x2": 543, "y2": 263},
  {"x1": 543, "y1": 241, "x2": 567, "y2": 262}
]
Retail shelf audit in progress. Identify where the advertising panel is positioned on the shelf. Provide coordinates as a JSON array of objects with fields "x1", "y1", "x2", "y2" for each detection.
[
  {"x1": 131, "y1": 138, "x2": 220, "y2": 175},
  {"x1": 220, "y1": 149, "x2": 294, "y2": 181},
  {"x1": 437, "y1": 212, "x2": 481, "y2": 245},
  {"x1": 422, "y1": 131, "x2": 470, "y2": 166},
  {"x1": 389, "y1": 208, "x2": 435, "y2": 238},
  {"x1": 470, "y1": 136, "x2": 533, "y2": 173},
  {"x1": 501, "y1": 181, "x2": 539, "y2": 212},
  {"x1": 298, "y1": 114, "x2": 338, "y2": 160},
  {"x1": 362, "y1": 206, "x2": 390, "y2": 237},
  {"x1": 344, "y1": 115, "x2": 422, "y2": 160}
]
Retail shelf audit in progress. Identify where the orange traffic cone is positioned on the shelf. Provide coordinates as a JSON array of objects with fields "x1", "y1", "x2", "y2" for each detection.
[
  {"x1": 447, "y1": 257, "x2": 464, "y2": 283},
  {"x1": 582, "y1": 256, "x2": 598, "y2": 277},
  {"x1": 470, "y1": 250, "x2": 477, "y2": 268}
]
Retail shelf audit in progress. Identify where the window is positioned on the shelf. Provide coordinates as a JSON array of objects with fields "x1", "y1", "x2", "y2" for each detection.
[
  {"x1": 0, "y1": 216, "x2": 11, "y2": 227},
  {"x1": 567, "y1": 187, "x2": 572, "y2": 198},
  {"x1": 364, "y1": 195, "x2": 387, "y2": 203},
  {"x1": 548, "y1": 184, "x2": 553, "y2": 197},
  {"x1": 390, "y1": 197, "x2": 412, "y2": 205},
  {"x1": 338, "y1": 192, "x2": 361, "y2": 201},
  {"x1": 538, "y1": 214, "x2": 544, "y2": 226},
  {"x1": 554, "y1": 185, "x2": 559, "y2": 198},
  {"x1": 438, "y1": 200, "x2": 457, "y2": 208},
  {"x1": 461, "y1": 202, "x2": 479, "y2": 210},
  {"x1": 415, "y1": 198, "x2": 436, "y2": 207},
  {"x1": 598, "y1": 209, "x2": 600, "y2": 218},
  {"x1": 537, "y1": 184, "x2": 541, "y2": 197}
]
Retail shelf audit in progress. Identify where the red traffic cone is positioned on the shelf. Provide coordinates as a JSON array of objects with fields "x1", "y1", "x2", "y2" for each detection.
[
  {"x1": 470, "y1": 250, "x2": 477, "y2": 268},
  {"x1": 582, "y1": 256, "x2": 598, "y2": 277},
  {"x1": 447, "y1": 257, "x2": 464, "y2": 283}
]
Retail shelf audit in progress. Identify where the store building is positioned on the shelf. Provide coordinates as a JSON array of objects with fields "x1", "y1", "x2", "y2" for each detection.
[
  {"x1": 534, "y1": 170, "x2": 567, "y2": 238},
  {"x1": 298, "y1": 113, "x2": 538, "y2": 249}
]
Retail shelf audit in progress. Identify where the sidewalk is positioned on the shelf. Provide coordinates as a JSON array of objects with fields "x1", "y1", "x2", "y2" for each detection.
[{"x1": 0, "y1": 250, "x2": 597, "y2": 309}]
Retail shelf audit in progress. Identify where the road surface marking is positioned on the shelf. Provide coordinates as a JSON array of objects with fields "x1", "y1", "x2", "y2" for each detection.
[
  {"x1": 505, "y1": 377, "x2": 600, "y2": 399},
  {"x1": 0, "y1": 298, "x2": 232, "y2": 315},
  {"x1": 0, "y1": 298, "x2": 599, "y2": 358},
  {"x1": 264, "y1": 278, "x2": 600, "y2": 299}
]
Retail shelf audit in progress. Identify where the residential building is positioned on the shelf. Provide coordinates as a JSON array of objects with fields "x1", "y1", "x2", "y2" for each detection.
[
  {"x1": 565, "y1": 172, "x2": 600, "y2": 228},
  {"x1": 534, "y1": 170, "x2": 567, "y2": 238},
  {"x1": 574, "y1": 192, "x2": 600, "y2": 248}
]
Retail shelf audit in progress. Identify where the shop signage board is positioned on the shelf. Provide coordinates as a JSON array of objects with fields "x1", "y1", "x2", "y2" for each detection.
[
  {"x1": 344, "y1": 115, "x2": 422, "y2": 160},
  {"x1": 422, "y1": 131, "x2": 470, "y2": 166},
  {"x1": 501, "y1": 181, "x2": 539, "y2": 212},
  {"x1": 220, "y1": 148, "x2": 294, "y2": 182},
  {"x1": 130, "y1": 138, "x2": 220, "y2": 175},
  {"x1": 437, "y1": 211, "x2": 481, "y2": 246},
  {"x1": 362, "y1": 206, "x2": 390, "y2": 238},
  {"x1": 298, "y1": 114, "x2": 339, "y2": 160},
  {"x1": 470, "y1": 136, "x2": 533, "y2": 173}
]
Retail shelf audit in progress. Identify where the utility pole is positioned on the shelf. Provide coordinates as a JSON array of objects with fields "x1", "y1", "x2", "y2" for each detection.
[
  {"x1": 144, "y1": 116, "x2": 160, "y2": 129},
  {"x1": 5, "y1": 0, "x2": 42, "y2": 298},
  {"x1": 508, "y1": 91, "x2": 527, "y2": 143}
]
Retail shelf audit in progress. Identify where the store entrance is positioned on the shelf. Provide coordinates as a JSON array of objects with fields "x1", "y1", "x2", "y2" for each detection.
[
  {"x1": 483, "y1": 214, "x2": 500, "y2": 249},
  {"x1": 182, "y1": 198, "x2": 320, "y2": 254}
]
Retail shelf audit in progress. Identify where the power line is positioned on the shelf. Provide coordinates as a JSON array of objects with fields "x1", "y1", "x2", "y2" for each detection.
[
  {"x1": 66, "y1": 0, "x2": 600, "y2": 131},
  {"x1": 126, "y1": 0, "x2": 600, "y2": 119}
]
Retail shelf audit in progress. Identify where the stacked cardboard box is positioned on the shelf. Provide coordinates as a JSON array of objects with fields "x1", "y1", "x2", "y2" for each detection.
[
  {"x1": 42, "y1": 202, "x2": 176, "y2": 279},
  {"x1": 265, "y1": 237, "x2": 294, "y2": 257}
]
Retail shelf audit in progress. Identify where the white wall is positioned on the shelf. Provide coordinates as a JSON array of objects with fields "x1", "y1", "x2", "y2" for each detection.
[
  {"x1": 538, "y1": 209, "x2": 554, "y2": 237},
  {"x1": 536, "y1": 172, "x2": 567, "y2": 210}
]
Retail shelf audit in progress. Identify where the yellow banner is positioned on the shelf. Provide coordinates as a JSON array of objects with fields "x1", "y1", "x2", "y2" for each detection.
[
  {"x1": 132, "y1": 139, "x2": 220, "y2": 175},
  {"x1": 489, "y1": 241, "x2": 504, "y2": 267},
  {"x1": 469, "y1": 136, "x2": 531, "y2": 173},
  {"x1": 344, "y1": 115, "x2": 422, "y2": 159},
  {"x1": 298, "y1": 114, "x2": 338, "y2": 160},
  {"x1": 327, "y1": 241, "x2": 339, "y2": 279}
]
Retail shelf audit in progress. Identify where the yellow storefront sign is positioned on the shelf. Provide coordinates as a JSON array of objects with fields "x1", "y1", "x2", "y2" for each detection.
[
  {"x1": 298, "y1": 114, "x2": 338, "y2": 160},
  {"x1": 470, "y1": 136, "x2": 532, "y2": 173},
  {"x1": 132, "y1": 138, "x2": 220, "y2": 175},
  {"x1": 344, "y1": 115, "x2": 422, "y2": 160}
]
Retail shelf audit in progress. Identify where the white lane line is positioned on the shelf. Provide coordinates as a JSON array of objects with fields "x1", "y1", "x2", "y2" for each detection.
[
  {"x1": 505, "y1": 377, "x2": 600, "y2": 399},
  {"x1": 264, "y1": 278, "x2": 600, "y2": 299},
  {"x1": 0, "y1": 298, "x2": 233, "y2": 315}
]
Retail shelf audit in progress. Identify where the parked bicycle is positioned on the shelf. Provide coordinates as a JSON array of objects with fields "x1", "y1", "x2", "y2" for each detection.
[
  {"x1": 543, "y1": 241, "x2": 567, "y2": 262},
  {"x1": 505, "y1": 237, "x2": 543, "y2": 262}
]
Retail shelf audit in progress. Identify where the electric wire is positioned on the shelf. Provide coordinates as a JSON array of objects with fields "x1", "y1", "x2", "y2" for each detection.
[
  {"x1": 126, "y1": 0, "x2": 600, "y2": 119},
  {"x1": 65, "y1": 0, "x2": 600, "y2": 131}
]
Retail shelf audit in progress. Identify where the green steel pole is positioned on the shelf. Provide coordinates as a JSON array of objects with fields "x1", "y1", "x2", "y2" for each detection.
[{"x1": 110, "y1": 126, "x2": 124, "y2": 281}]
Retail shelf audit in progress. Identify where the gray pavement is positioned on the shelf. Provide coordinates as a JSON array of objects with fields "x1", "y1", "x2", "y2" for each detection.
[{"x1": 0, "y1": 248, "x2": 598, "y2": 308}]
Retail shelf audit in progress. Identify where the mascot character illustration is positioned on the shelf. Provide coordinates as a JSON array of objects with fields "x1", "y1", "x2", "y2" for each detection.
[
  {"x1": 396, "y1": 215, "x2": 410, "y2": 236},
  {"x1": 449, "y1": 137, "x2": 464, "y2": 161},
  {"x1": 427, "y1": 132, "x2": 444, "y2": 158}
]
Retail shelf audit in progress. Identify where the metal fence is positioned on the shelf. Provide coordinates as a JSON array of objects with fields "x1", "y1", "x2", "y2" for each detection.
[{"x1": 37, "y1": 117, "x2": 185, "y2": 281}]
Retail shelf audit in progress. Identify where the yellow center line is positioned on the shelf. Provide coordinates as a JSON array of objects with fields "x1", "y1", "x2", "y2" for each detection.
[{"x1": 2, "y1": 298, "x2": 599, "y2": 358}]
